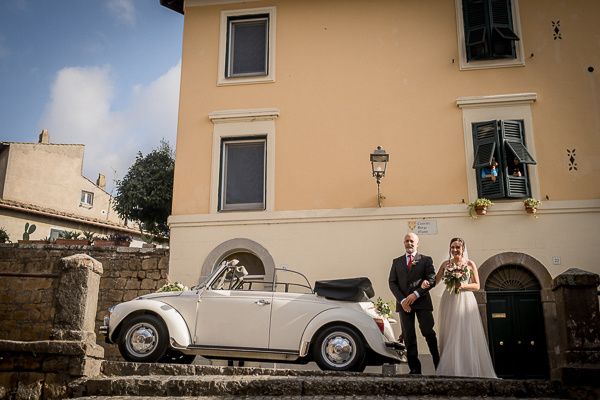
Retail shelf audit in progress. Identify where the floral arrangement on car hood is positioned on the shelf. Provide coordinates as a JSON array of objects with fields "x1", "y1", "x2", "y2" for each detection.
[{"x1": 156, "y1": 281, "x2": 188, "y2": 293}]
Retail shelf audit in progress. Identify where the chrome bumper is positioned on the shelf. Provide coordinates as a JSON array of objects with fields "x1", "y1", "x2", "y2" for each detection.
[{"x1": 99, "y1": 315, "x2": 110, "y2": 337}]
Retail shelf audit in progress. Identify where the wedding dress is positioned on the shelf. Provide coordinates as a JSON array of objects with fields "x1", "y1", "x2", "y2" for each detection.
[{"x1": 436, "y1": 270, "x2": 498, "y2": 378}]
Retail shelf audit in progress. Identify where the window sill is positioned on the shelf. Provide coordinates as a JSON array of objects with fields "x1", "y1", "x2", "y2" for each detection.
[
  {"x1": 217, "y1": 75, "x2": 275, "y2": 86},
  {"x1": 459, "y1": 57, "x2": 525, "y2": 71},
  {"x1": 79, "y1": 203, "x2": 93, "y2": 209}
]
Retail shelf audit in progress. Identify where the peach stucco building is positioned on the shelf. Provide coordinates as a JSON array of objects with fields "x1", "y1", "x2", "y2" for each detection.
[
  {"x1": 162, "y1": 0, "x2": 600, "y2": 377},
  {"x1": 0, "y1": 130, "x2": 137, "y2": 242}
]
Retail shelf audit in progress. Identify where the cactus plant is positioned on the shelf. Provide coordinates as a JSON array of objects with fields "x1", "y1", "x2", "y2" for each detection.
[{"x1": 22, "y1": 222, "x2": 37, "y2": 240}]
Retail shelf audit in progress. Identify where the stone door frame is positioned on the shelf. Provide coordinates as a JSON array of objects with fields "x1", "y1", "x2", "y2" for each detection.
[
  {"x1": 476, "y1": 252, "x2": 559, "y2": 378},
  {"x1": 200, "y1": 238, "x2": 276, "y2": 285}
]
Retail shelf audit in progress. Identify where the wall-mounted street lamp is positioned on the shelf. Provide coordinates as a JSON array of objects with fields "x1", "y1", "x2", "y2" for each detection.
[{"x1": 370, "y1": 146, "x2": 389, "y2": 207}]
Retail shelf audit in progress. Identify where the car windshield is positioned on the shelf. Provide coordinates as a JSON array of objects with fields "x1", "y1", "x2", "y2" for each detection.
[
  {"x1": 191, "y1": 263, "x2": 227, "y2": 290},
  {"x1": 191, "y1": 262, "x2": 313, "y2": 293}
]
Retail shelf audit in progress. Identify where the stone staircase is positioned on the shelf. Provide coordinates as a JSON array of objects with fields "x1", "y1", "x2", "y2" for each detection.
[{"x1": 66, "y1": 361, "x2": 590, "y2": 399}]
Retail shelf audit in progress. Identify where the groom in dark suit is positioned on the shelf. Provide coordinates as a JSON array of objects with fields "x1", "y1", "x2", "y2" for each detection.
[{"x1": 388, "y1": 232, "x2": 440, "y2": 374}]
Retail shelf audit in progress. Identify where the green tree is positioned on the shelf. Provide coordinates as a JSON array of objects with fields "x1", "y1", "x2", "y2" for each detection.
[{"x1": 114, "y1": 140, "x2": 174, "y2": 238}]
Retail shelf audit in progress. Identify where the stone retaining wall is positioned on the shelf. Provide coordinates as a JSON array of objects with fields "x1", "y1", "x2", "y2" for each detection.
[
  {"x1": 0, "y1": 255, "x2": 59, "y2": 341},
  {"x1": 0, "y1": 244, "x2": 170, "y2": 360},
  {"x1": 0, "y1": 253, "x2": 104, "y2": 399}
]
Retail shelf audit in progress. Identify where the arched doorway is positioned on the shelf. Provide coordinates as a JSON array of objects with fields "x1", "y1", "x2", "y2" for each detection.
[
  {"x1": 220, "y1": 251, "x2": 265, "y2": 276},
  {"x1": 200, "y1": 238, "x2": 276, "y2": 284},
  {"x1": 485, "y1": 264, "x2": 549, "y2": 379}
]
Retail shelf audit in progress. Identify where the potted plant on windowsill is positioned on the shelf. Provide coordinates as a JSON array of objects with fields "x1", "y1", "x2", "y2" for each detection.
[
  {"x1": 467, "y1": 198, "x2": 494, "y2": 218},
  {"x1": 55, "y1": 230, "x2": 88, "y2": 246},
  {"x1": 523, "y1": 198, "x2": 541, "y2": 214}
]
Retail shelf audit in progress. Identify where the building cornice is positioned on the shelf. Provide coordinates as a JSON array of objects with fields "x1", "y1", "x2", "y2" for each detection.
[
  {"x1": 208, "y1": 108, "x2": 280, "y2": 123},
  {"x1": 456, "y1": 93, "x2": 537, "y2": 108},
  {"x1": 188, "y1": 0, "x2": 261, "y2": 8},
  {"x1": 161, "y1": 0, "x2": 262, "y2": 14},
  {"x1": 169, "y1": 200, "x2": 600, "y2": 228}
]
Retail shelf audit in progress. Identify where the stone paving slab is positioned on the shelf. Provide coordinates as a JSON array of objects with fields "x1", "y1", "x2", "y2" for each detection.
[
  {"x1": 70, "y1": 374, "x2": 567, "y2": 399},
  {"x1": 70, "y1": 397, "x2": 565, "y2": 400}
]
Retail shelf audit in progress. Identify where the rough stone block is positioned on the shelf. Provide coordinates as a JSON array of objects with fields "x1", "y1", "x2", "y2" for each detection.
[
  {"x1": 15, "y1": 372, "x2": 44, "y2": 400},
  {"x1": 42, "y1": 373, "x2": 69, "y2": 400},
  {"x1": 125, "y1": 280, "x2": 140, "y2": 290},
  {"x1": 119, "y1": 270, "x2": 136, "y2": 278},
  {"x1": 106, "y1": 290, "x2": 124, "y2": 302},
  {"x1": 0, "y1": 372, "x2": 17, "y2": 399},
  {"x1": 42, "y1": 356, "x2": 70, "y2": 372},
  {"x1": 553, "y1": 268, "x2": 600, "y2": 288},
  {"x1": 141, "y1": 258, "x2": 158, "y2": 271},
  {"x1": 123, "y1": 291, "x2": 139, "y2": 302},
  {"x1": 140, "y1": 279, "x2": 156, "y2": 290},
  {"x1": 99, "y1": 278, "x2": 114, "y2": 289},
  {"x1": 381, "y1": 363, "x2": 402, "y2": 376},
  {"x1": 146, "y1": 271, "x2": 160, "y2": 280}
]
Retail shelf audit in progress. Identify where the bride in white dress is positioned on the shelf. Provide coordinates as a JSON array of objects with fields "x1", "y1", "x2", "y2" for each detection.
[{"x1": 423, "y1": 237, "x2": 497, "y2": 378}]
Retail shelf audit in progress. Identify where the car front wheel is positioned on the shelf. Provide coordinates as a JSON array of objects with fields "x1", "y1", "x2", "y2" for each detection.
[
  {"x1": 118, "y1": 314, "x2": 169, "y2": 363},
  {"x1": 312, "y1": 325, "x2": 366, "y2": 372}
]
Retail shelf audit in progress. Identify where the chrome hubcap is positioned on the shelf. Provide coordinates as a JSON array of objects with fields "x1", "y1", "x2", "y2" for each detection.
[
  {"x1": 322, "y1": 332, "x2": 355, "y2": 367},
  {"x1": 125, "y1": 323, "x2": 158, "y2": 357}
]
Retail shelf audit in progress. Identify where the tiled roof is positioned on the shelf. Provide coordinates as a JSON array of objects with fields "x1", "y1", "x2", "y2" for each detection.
[
  {"x1": 0, "y1": 198, "x2": 138, "y2": 234},
  {"x1": 1, "y1": 141, "x2": 84, "y2": 146}
]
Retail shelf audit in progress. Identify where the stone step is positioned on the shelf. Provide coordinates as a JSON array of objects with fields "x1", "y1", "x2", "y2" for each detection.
[
  {"x1": 70, "y1": 373, "x2": 567, "y2": 398},
  {"x1": 71, "y1": 397, "x2": 565, "y2": 400}
]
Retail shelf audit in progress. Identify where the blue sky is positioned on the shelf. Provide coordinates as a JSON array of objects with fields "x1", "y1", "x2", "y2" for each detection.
[{"x1": 0, "y1": 0, "x2": 183, "y2": 192}]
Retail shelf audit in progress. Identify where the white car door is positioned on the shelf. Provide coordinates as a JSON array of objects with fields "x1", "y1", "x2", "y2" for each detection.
[
  {"x1": 269, "y1": 292, "x2": 333, "y2": 350},
  {"x1": 194, "y1": 288, "x2": 273, "y2": 349}
]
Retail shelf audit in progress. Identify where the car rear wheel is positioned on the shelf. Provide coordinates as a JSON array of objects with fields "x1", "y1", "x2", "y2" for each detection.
[
  {"x1": 312, "y1": 325, "x2": 366, "y2": 372},
  {"x1": 118, "y1": 314, "x2": 169, "y2": 363}
]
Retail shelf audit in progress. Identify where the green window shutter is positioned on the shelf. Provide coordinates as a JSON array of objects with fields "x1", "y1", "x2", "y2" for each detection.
[
  {"x1": 501, "y1": 120, "x2": 536, "y2": 164},
  {"x1": 472, "y1": 121, "x2": 505, "y2": 198},
  {"x1": 463, "y1": 0, "x2": 489, "y2": 60},
  {"x1": 500, "y1": 120, "x2": 532, "y2": 198},
  {"x1": 472, "y1": 120, "x2": 498, "y2": 168},
  {"x1": 463, "y1": 0, "x2": 518, "y2": 61},
  {"x1": 506, "y1": 142, "x2": 536, "y2": 164},
  {"x1": 490, "y1": 0, "x2": 519, "y2": 58}
]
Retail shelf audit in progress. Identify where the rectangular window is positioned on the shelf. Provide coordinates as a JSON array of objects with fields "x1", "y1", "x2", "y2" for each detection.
[
  {"x1": 226, "y1": 15, "x2": 269, "y2": 78},
  {"x1": 463, "y1": 0, "x2": 520, "y2": 61},
  {"x1": 472, "y1": 119, "x2": 536, "y2": 199},
  {"x1": 218, "y1": 7, "x2": 276, "y2": 85},
  {"x1": 219, "y1": 138, "x2": 266, "y2": 211},
  {"x1": 81, "y1": 190, "x2": 94, "y2": 206}
]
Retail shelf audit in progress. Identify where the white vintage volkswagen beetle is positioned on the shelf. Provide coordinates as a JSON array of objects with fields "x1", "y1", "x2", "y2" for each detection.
[{"x1": 101, "y1": 260, "x2": 404, "y2": 372}]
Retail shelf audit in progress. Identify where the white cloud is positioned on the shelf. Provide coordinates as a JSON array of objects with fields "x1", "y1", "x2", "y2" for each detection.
[
  {"x1": 40, "y1": 63, "x2": 181, "y2": 193},
  {"x1": 106, "y1": 0, "x2": 136, "y2": 27}
]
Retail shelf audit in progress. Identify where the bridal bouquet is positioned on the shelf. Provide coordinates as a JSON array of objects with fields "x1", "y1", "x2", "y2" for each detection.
[{"x1": 442, "y1": 261, "x2": 469, "y2": 294}]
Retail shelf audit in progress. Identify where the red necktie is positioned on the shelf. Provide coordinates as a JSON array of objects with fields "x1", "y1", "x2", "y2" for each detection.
[{"x1": 407, "y1": 254, "x2": 414, "y2": 271}]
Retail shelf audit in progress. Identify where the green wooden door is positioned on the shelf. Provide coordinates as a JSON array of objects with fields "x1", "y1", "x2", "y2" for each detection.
[{"x1": 487, "y1": 291, "x2": 549, "y2": 379}]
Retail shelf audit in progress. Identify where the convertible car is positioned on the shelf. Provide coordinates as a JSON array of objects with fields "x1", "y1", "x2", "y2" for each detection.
[{"x1": 101, "y1": 260, "x2": 404, "y2": 371}]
